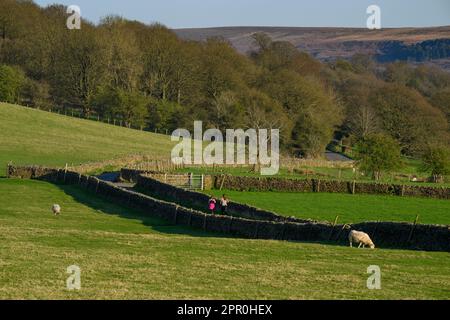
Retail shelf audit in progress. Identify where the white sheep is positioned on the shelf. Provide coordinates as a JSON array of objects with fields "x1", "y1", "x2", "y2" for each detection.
[
  {"x1": 349, "y1": 230, "x2": 375, "y2": 249},
  {"x1": 52, "y1": 204, "x2": 61, "y2": 216}
]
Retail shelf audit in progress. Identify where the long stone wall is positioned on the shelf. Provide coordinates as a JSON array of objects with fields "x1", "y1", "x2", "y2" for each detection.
[
  {"x1": 7, "y1": 165, "x2": 57, "y2": 179},
  {"x1": 133, "y1": 174, "x2": 449, "y2": 252},
  {"x1": 6, "y1": 165, "x2": 450, "y2": 252},
  {"x1": 120, "y1": 169, "x2": 450, "y2": 200},
  {"x1": 212, "y1": 175, "x2": 450, "y2": 200},
  {"x1": 136, "y1": 174, "x2": 313, "y2": 224}
]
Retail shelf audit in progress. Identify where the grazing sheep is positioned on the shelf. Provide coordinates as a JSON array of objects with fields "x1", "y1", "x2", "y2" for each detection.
[
  {"x1": 349, "y1": 230, "x2": 375, "y2": 249},
  {"x1": 52, "y1": 204, "x2": 61, "y2": 216}
]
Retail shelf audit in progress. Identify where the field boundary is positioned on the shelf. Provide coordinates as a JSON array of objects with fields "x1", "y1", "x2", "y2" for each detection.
[
  {"x1": 6, "y1": 165, "x2": 450, "y2": 252},
  {"x1": 120, "y1": 168, "x2": 450, "y2": 200},
  {"x1": 135, "y1": 174, "x2": 315, "y2": 224},
  {"x1": 211, "y1": 175, "x2": 450, "y2": 200}
]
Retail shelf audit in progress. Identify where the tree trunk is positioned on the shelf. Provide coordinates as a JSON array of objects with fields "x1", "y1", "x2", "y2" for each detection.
[
  {"x1": 372, "y1": 171, "x2": 381, "y2": 181},
  {"x1": 431, "y1": 174, "x2": 444, "y2": 183}
]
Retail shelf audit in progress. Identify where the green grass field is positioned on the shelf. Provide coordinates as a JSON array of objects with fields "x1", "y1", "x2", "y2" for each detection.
[
  {"x1": 1, "y1": 103, "x2": 449, "y2": 299},
  {"x1": 2, "y1": 102, "x2": 448, "y2": 185},
  {"x1": 0, "y1": 103, "x2": 174, "y2": 174},
  {"x1": 208, "y1": 190, "x2": 450, "y2": 225},
  {"x1": 1, "y1": 178, "x2": 449, "y2": 299}
]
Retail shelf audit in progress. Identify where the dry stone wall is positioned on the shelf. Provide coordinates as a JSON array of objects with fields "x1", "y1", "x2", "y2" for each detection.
[
  {"x1": 212, "y1": 175, "x2": 450, "y2": 199},
  {"x1": 6, "y1": 165, "x2": 450, "y2": 252}
]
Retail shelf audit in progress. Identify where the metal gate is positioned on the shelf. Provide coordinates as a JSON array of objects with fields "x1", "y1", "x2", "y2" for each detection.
[{"x1": 163, "y1": 174, "x2": 204, "y2": 191}]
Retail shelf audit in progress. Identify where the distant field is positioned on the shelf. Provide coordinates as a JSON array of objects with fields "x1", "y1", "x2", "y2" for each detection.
[
  {"x1": 0, "y1": 103, "x2": 174, "y2": 175},
  {"x1": 1, "y1": 178, "x2": 449, "y2": 299},
  {"x1": 208, "y1": 190, "x2": 450, "y2": 225}
]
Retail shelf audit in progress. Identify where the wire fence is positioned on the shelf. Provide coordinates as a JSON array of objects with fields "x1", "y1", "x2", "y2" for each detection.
[{"x1": 24, "y1": 104, "x2": 173, "y2": 135}]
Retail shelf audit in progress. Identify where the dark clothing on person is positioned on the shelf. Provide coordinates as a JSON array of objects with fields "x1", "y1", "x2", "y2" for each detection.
[
  {"x1": 220, "y1": 197, "x2": 229, "y2": 215},
  {"x1": 221, "y1": 205, "x2": 227, "y2": 215}
]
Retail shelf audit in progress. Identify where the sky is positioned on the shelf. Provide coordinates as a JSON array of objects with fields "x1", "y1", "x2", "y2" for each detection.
[{"x1": 34, "y1": 0, "x2": 450, "y2": 29}]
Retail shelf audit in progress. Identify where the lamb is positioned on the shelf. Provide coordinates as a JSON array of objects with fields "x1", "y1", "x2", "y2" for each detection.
[
  {"x1": 349, "y1": 230, "x2": 375, "y2": 249},
  {"x1": 52, "y1": 204, "x2": 61, "y2": 216}
]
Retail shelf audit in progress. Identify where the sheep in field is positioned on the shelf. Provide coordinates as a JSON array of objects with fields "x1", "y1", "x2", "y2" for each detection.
[
  {"x1": 349, "y1": 230, "x2": 375, "y2": 249},
  {"x1": 52, "y1": 204, "x2": 61, "y2": 216}
]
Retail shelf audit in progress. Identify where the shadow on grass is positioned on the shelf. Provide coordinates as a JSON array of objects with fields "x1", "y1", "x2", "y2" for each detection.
[
  {"x1": 54, "y1": 183, "x2": 354, "y2": 249},
  {"x1": 55, "y1": 183, "x2": 232, "y2": 239},
  {"x1": 4, "y1": 178, "x2": 350, "y2": 248}
]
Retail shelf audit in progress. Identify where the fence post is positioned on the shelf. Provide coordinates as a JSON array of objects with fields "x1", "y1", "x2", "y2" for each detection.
[
  {"x1": 328, "y1": 215, "x2": 339, "y2": 240},
  {"x1": 220, "y1": 175, "x2": 226, "y2": 191},
  {"x1": 173, "y1": 206, "x2": 178, "y2": 225},
  {"x1": 228, "y1": 216, "x2": 233, "y2": 232},
  {"x1": 281, "y1": 222, "x2": 286, "y2": 240},
  {"x1": 372, "y1": 221, "x2": 380, "y2": 243},
  {"x1": 254, "y1": 222, "x2": 259, "y2": 239},
  {"x1": 6, "y1": 161, "x2": 12, "y2": 178},
  {"x1": 63, "y1": 163, "x2": 68, "y2": 183},
  {"x1": 188, "y1": 211, "x2": 192, "y2": 226},
  {"x1": 407, "y1": 215, "x2": 420, "y2": 243}
]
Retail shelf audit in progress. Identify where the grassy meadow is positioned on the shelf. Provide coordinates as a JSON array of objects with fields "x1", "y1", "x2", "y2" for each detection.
[
  {"x1": 0, "y1": 103, "x2": 174, "y2": 174},
  {"x1": 2, "y1": 102, "x2": 447, "y2": 186},
  {"x1": 1, "y1": 103, "x2": 449, "y2": 300},
  {"x1": 1, "y1": 178, "x2": 449, "y2": 300},
  {"x1": 208, "y1": 190, "x2": 450, "y2": 225}
]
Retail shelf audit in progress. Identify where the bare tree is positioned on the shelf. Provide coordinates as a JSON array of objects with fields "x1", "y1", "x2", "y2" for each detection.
[{"x1": 350, "y1": 104, "x2": 379, "y2": 139}]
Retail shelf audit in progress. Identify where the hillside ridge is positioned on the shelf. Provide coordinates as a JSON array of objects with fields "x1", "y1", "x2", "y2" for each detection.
[{"x1": 174, "y1": 26, "x2": 450, "y2": 66}]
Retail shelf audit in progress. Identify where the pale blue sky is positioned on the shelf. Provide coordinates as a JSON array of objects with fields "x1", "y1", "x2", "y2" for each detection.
[{"x1": 34, "y1": 0, "x2": 450, "y2": 28}]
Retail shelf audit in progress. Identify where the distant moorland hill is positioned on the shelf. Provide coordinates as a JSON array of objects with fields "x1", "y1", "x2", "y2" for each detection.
[{"x1": 175, "y1": 26, "x2": 450, "y2": 68}]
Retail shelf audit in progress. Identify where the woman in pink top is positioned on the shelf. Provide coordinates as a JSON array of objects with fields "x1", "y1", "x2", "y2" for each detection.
[{"x1": 208, "y1": 197, "x2": 217, "y2": 214}]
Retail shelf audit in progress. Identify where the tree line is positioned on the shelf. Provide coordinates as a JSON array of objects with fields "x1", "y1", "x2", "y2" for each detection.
[
  {"x1": 377, "y1": 39, "x2": 450, "y2": 63},
  {"x1": 0, "y1": 0, "x2": 449, "y2": 165}
]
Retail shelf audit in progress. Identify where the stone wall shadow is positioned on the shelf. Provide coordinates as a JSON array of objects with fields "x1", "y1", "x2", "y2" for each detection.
[{"x1": 55, "y1": 183, "x2": 232, "y2": 239}]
